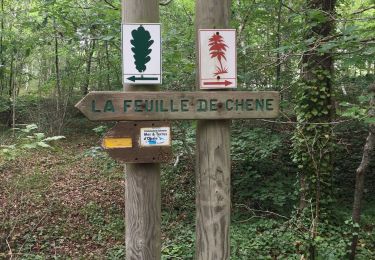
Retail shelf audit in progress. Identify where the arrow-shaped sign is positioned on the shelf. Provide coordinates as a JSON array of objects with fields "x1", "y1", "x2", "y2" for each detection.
[
  {"x1": 75, "y1": 91, "x2": 280, "y2": 121},
  {"x1": 203, "y1": 80, "x2": 232, "y2": 87},
  {"x1": 127, "y1": 75, "x2": 159, "y2": 82}
]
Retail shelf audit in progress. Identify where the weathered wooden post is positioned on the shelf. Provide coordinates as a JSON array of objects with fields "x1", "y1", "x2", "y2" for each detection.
[
  {"x1": 122, "y1": 0, "x2": 161, "y2": 259},
  {"x1": 195, "y1": 0, "x2": 232, "y2": 259}
]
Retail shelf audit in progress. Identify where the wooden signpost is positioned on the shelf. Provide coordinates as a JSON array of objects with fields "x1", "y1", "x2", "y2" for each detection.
[
  {"x1": 122, "y1": 1, "x2": 161, "y2": 259},
  {"x1": 196, "y1": 0, "x2": 231, "y2": 259},
  {"x1": 75, "y1": 0, "x2": 281, "y2": 258},
  {"x1": 75, "y1": 91, "x2": 279, "y2": 121}
]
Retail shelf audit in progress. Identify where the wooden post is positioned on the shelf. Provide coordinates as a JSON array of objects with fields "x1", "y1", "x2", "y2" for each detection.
[
  {"x1": 195, "y1": 0, "x2": 231, "y2": 259},
  {"x1": 122, "y1": 1, "x2": 161, "y2": 259}
]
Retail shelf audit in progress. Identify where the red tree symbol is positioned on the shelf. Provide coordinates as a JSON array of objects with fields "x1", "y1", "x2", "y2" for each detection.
[{"x1": 209, "y1": 32, "x2": 228, "y2": 76}]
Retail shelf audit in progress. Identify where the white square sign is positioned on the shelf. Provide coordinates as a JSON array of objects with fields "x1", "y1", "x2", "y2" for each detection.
[
  {"x1": 199, "y1": 29, "x2": 237, "y2": 89},
  {"x1": 140, "y1": 127, "x2": 171, "y2": 147},
  {"x1": 123, "y1": 23, "x2": 162, "y2": 84}
]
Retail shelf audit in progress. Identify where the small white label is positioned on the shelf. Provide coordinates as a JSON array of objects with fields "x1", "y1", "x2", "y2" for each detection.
[{"x1": 140, "y1": 127, "x2": 171, "y2": 147}]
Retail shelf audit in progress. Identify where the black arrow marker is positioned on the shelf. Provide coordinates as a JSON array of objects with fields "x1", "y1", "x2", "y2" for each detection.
[{"x1": 127, "y1": 75, "x2": 159, "y2": 82}]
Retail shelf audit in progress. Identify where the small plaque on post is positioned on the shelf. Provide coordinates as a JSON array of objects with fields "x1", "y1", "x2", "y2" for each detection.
[
  {"x1": 102, "y1": 121, "x2": 172, "y2": 163},
  {"x1": 140, "y1": 127, "x2": 171, "y2": 147},
  {"x1": 199, "y1": 29, "x2": 237, "y2": 89},
  {"x1": 122, "y1": 23, "x2": 162, "y2": 85}
]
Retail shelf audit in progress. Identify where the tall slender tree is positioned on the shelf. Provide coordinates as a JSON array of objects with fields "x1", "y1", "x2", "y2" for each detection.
[{"x1": 292, "y1": 0, "x2": 336, "y2": 258}]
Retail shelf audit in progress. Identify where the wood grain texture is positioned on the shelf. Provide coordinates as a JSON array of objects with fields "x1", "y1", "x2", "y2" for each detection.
[
  {"x1": 75, "y1": 91, "x2": 280, "y2": 121},
  {"x1": 125, "y1": 163, "x2": 161, "y2": 260},
  {"x1": 196, "y1": 120, "x2": 231, "y2": 260},
  {"x1": 195, "y1": 0, "x2": 231, "y2": 259},
  {"x1": 122, "y1": 1, "x2": 161, "y2": 259}
]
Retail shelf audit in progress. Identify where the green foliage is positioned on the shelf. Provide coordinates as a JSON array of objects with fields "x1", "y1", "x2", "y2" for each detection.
[
  {"x1": 0, "y1": 96, "x2": 10, "y2": 113},
  {"x1": 161, "y1": 1, "x2": 195, "y2": 91},
  {"x1": 0, "y1": 0, "x2": 374, "y2": 258},
  {"x1": 81, "y1": 202, "x2": 124, "y2": 242},
  {"x1": 232, "y1": 127, "x2": 282, "y2": 162},
  {"x1": 161, "y1": 214, "x2": 195, "y2": 259},
  {"x1": 230, "y1": 216, "x2": 374, "y2": 259},
  {"x1": 0, "y1": 124, "x2": 65, "y2": 161},
  {"x1": 106, "y1": 245, "x2": 126, "y2": 259},
  {"x1": 338, "y1": 91, "x2": 374, "y2": 124},
  {"x1": 231, "y1": 126, "x2": 296, "y2": 213},
  {"x1": 14, "y1": 170, "x2": 51, "y2": 192},
  {"x1": 93, "y1": 125, "x2": 109, "y2": 137}
]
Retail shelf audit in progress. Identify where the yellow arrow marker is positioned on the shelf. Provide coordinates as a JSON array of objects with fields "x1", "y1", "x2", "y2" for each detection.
[{"x1": 102, "y1": 137, "x2": 133, "y2": 149}]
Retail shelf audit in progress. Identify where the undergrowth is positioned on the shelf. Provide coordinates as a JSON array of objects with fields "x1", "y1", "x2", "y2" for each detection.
[{"x1": 0, "y1": 121, "x2": 374, "y2": 259}]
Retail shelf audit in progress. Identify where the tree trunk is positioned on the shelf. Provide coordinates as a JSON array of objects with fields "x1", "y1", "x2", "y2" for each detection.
[
  {"x1": 7, "y1": 54, "x2": 14, "y2": 128},
  {"x1": 54, "y1": 19, "x2": 61, "y2": 114},
  {"x1": 12, "y1": 62, "x2": 16, "y2": 134},
  {"x1": 0, "y1": 0, "x2": 4, "y2": 95},
  {"x1": 83, "y1": 39, "x2": 96, "y2": 95},
  {"x1": 105, "y1": 41, "x2": 111, "y2": 89},
  {"x1": 349, "y1": 85, "x2": 375, "y2": 260},
  {"x1": 275, "y1": 0, "x2": 282, "y2": 90},
  {"x1": 293, "y1": 0, "x2": 336, "y2": 258}
]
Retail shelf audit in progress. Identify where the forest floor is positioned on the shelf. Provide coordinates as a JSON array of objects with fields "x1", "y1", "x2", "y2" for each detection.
[
  {"x1": 0, "y1": 121, "x2": 198, "y2": 259},
  {"x1": 0, "y1": 120, "x2": 374, "y2": 259}
]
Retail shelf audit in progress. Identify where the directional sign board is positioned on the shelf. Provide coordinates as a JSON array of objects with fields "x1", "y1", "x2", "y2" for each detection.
[
  {"x1": 199, "y1": 29, "x2": 236, "y2": 89},
  {"x1": 102, "y1": 121, "x2": 172, "y2": 163},
  {"x1": 123, "y1": 23, "x2": 161, "y2": 84},
  {"x1": 75, "y1": 91, "x2": 279, "y2": 121}
]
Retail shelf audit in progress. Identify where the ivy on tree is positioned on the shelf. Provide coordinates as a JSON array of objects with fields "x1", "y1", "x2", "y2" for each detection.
[{"x1": 130, "y1": 25, "x2": 154, "y2": 73}]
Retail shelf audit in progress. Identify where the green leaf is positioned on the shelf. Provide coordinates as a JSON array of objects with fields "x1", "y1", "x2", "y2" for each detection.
[
  {"x1": 319, "y1": 42, "x2": 337, "y2": 52},
  {"x1": 43, "y1": 136, "x2": 66, "y2": 142},
  {"x1": 341, "y1": 25, "x2": 357, "y2": 35},
  {"x1": 21, "y1": 124, "x2": 38, "y2": 133},
  {"x1": 22, "y1": 143, "x2": 38, "y2": 149},
  {"x1": 364, "y1": 117, "x2": 375, "y2": 124},
  {"x1": 307, "y1": 10, "x2": 328, "y2": 23},
  {"x1": 102, "y1": 35, "x2": 114, "y2": 41},
  {"x1": 37, "y1": 142, "x2": 51, "y2": 148},
  {"x1": 339, "y1": 102, "x2": 351, "y2": 107},
  {"x1": 34, "y1": 133, "x2": 46, "y2": 140}
]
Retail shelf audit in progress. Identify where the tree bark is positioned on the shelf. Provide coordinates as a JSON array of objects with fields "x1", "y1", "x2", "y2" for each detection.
[
  {"x1": 54, "y1": 19, "x2": 61, "y2": 114},
  {"x1": 0, "y1": 0, "x2": 4, "y2": 95},
  {"x1": 295, "y1": 0, "x2": 336, "y2": 258},
  {"x1": 275, "y1": 0, "x2": 282, "y2": 90},
  {"x1": 83, "y1": 38, "x2": 96, "y2": 95},
  {"x1": 195, "y1": 1, "x2": 231, "y2": 259},
  {"x1": 7, "y1": 54, "x2": 14, "y2": 128},
  {"x1": 350, "y1": 85, "x2": 375, "y2": 260},
  {"x1": 298, "y1": 0, "x2": 336, "y2": 209},
  {"x1": 105, "y1": 41, "x2": 111, "y2": 89}
]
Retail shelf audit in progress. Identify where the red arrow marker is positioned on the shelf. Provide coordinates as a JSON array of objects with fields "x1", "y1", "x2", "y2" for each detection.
[{"x1": 204, "y1": 80, "x2": 232, "y2": 87}]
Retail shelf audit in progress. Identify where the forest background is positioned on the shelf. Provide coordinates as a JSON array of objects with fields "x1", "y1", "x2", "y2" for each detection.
[{"x1": 0, "y1": 0, "x2": 374, "y2": 259}]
